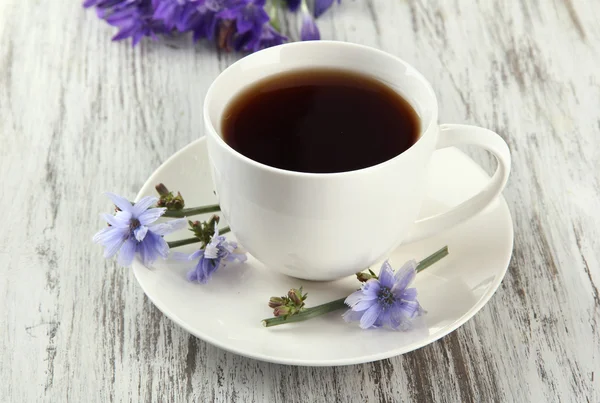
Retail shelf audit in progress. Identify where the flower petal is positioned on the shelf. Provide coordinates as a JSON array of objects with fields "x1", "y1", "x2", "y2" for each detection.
[
  {"x1": 300, "y1": 12, "x2": 320, "y2": 41},
  {"x1": 134, "y1": 225, "x2": 148, "y2": 242},
  {"x1": 204, "y1": 242, "x2": 219, "y2": 259},
  {"x1": 117, "y1": 238, "x2": 137, "y2": 267},
  {"x1": 147, "y1": 232, "x2": 170, "y2": 261},
  {"x1": 378, "y1": 261, "x2": 395, "y2": 288},
  {"x1": 101, "y1": 212, "x2": 130, "y2": 228},
  {"x1": 188, "y1": 256, "x2": 219, "y2": 284},
  {"x1": 102, "y1": 233, "x2": 127, "y2": 259},
  {"x1": 172, "y1": 250, "x2": 204, "y2": 261},
  {"x1": 393, "y1": 260, "x2": 417, "y2": 292},
  {"x1": 359, "y1": 303, "x2": 382, "y2": 329},
  {"x1": 375, "y1": 309, "x2": 391, "y2": 328},
  {"x1": 344, "y1": 290, "x2": 365, "y2": 308},
  {"x1": 132, "y1": 196, "x2": 159, "y2": 216},
  {"x1": 342, "y1": 309, "x2": 364, "y2": 323},
  {"x1": 138, "y1": 207, "x2": 166, "y2": 225},
  {"x1": 361, "y1": 280, "x2": 381, "y2": 298},
  {"x1": 314, "y1": 0, "x2": 334, "y2": 17},
  {"x1": 227, "y1": 252, "x2": 247, "y2": 262},
  {"x1": 94, "y1": 226, "x2": 128, "y2": 258},
  {"x1": 398, "y1": 299, "x2": 421, "y2": 318},
  {"x1": 400, "y1": 287, "x2": 418, "y2": 302},
  {"x1": 352, "y1": 298, "x2": 378, "y2": 312},
  {"x1": 93, "y1": 226, "x2": 126, "y2": 244},
  {"x1": 149, "y1": 218, "x2": 186, "y2": 235},
  {"x1": 106, "y1": 192, "x2": 134, "y2": 213}
]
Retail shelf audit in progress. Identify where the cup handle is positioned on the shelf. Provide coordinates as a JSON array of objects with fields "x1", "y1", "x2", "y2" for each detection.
[{"x1": 403, "y1": 124, "x2": 511, "y2": 244}]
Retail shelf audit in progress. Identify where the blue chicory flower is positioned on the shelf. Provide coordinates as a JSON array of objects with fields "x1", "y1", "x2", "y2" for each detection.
[
  {"x1": 300, "y1": 11, "x2": 320, "y2": 41},
  {"x1": 93, "y1": 193, "x2": 186, "y2": 266},
  {"x1": 343, "y1": 260, "x2": 423, "y2": 330},
  {"x1": 184, "y1": 225, "x2": 247, "y2": 283},
  {"x1": 314, "y1": 0, "x2": 339, "y2": 18}
]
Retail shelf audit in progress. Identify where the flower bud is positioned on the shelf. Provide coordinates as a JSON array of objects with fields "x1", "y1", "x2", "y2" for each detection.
[
  {"x1": 273, "y1": 306, "x2": 291, "y2": 317},
  {"x1": 288, "y1": 288, "x2": 305, "y2": 307},
  {"x1": 356, "y1": 272, "x2": 374, "y2": 282},
  {"x1": 168, "y1": 191, "x2": 185, "y2": 210},
  {"x1": 155, "y1": 183, "x2": 170, "y2": 196},
  {"x1": 269, "y1": 297, "x2": 285, "y2": 309},
  {"x1": 356, "y1": 269, "x2": 378, "y2": 283}
]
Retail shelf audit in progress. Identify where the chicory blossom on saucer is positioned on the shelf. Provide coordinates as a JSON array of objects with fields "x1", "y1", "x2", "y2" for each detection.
[
  {"x1": 343, "y1": 260, "x2": 423, "y2": 330},
  {"x1": 185, "y1": 225, "x2": 247, "y2": 283},
  {"x1": 93, "y1": 193, "x2": 186, "y2": 267}
]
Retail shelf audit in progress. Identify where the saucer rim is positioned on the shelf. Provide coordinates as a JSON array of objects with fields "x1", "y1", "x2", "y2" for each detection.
[{"x1": 132, "y1": 137, "x2": 514, "y2": 366}]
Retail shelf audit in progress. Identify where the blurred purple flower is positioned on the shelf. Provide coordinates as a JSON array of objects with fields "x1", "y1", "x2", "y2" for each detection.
[
  {"x1": 234, "y1": 23, "x2": 287, "y2": 52},
  {"x1": 85, "y1": 0, "x2": 333, "y2": 50},
  {"x1": 284, "y1": 0, "x2": 301, "y2": 12},
  {"x1": 152, "y1": 0, "x2": 220, "y2": 40},
  {"x1": 93, "y1": 193, "x2": 186, "y2": 267},
  {"x1": 184, "y1": 225, "x2": 247, "y2": 283},
  {"x1": 188, "y1": 6, "x2": 220, "y2": 40},
  {"x1": 314, "y1": 0, "x2": 339, "y2": 18},
  {"x1": 152, "y1": 0, "x2": 204, "y2": 31},
  {"x1": 300, "y1": 11, "x2": 320, "y2": 41},
  {"x1": 84, "y1": 0, "x2": 168, "y2": 45},
  {"x1": 217, "y1": 0, "x2": 269, "y2": 35},
  {"x1": 343, "y1": 260, "x2": 423, "y2": 330}
]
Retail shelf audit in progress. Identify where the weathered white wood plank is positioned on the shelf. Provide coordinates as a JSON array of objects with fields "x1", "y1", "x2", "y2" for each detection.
[{"x1": 0, "y1": 0, "x2": 598, "y2": 402}]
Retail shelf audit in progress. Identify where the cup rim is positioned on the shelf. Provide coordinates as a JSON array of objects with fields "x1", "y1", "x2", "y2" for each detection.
[{"x1": 204, "y1": 41, "x2": 439, "y2": 178}]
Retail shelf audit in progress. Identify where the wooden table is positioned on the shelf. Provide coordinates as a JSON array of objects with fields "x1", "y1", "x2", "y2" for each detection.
[{"x1": 1, "y1": 1, "x2": 598, "y2": 401}]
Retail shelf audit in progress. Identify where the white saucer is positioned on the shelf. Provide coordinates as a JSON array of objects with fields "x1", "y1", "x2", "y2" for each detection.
[{"x1": 132, "y1": 138, "x2": 513, "y2": 366}]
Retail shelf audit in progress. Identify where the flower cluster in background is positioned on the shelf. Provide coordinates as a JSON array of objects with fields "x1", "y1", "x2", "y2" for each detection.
[{"x1": 83, "y1": 0, "x2": 340, "y2": 51}]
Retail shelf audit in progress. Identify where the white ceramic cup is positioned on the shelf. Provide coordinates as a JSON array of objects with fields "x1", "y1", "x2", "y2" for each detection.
[{"x1": 204, "y1": 41, "x2": 511, "y2": 281}]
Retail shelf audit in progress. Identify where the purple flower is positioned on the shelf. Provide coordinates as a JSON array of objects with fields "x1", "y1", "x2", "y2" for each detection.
[
  {"x1": 188, "y1": 5, "x2": 220, "y2": 40},
  {"x1": 152, "y1": 0, "x2": 204, "y2": 31},
  {"x1": 284, "y1": 0, "x2": 301, "y2": 12},
  {"x1": 314, "y1": 0, "x2": 339, "y2": 18},
  {"x1": 93, "y1": 193, "x2": 186, "y2": 267},
  {"x1": 217, "y1": 0, "x2": 269, "y2": 35},
  {"x1": 84, "y1": 0, "x2": 168, "y2": 45},
  {"x1": 234, "y1": 23, "x2": 287, "y2": 52},
  {"x1": 184, "y1": 225, "x2": 247, "y2": 283},
  {"x1": 300, "y1": 11, "x2": 320, "y2": 41},
  {"x1": 343, "y1": 260, "x2": 423, "y2": 330}
]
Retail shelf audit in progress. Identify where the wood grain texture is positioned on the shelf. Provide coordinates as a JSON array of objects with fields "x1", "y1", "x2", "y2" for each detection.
[{"x1": 1, "y1": 0, "x2": 599, "y2": 401}]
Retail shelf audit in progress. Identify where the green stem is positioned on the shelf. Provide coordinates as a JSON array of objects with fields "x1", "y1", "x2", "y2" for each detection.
[
  {"x1": 262, "y1": 245, "x2": 449, "y2": 327},
  {"x1": 262, "y1": 298, "x2": 347, "y2": 327},
  {"x1": 162, "y1": 204, "x2": 221, "y2": 218},
  {"x1": 416, "y1": 245, "x2": 449, "y2": 273},
  {"x1": 266, "y1": 0, "x2": 281, "y2": 32},
  {"x1": 167, "y1": 227, "x2": 231, "y2": 248}
]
